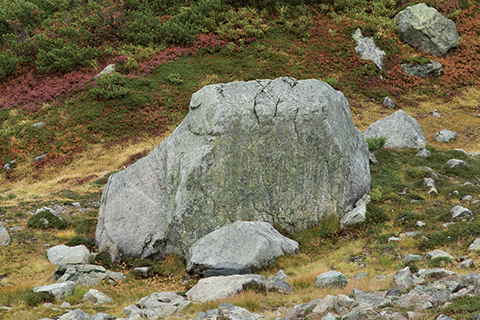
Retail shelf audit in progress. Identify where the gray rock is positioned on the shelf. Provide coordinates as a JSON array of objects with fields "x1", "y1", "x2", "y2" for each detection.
[
  {"x1": 457, "y1": 259, "x2": 473, "y2": 269},
  {"x1": 386, "y1": 288, "x2": 401, "y2": 297},
  {"x1": 429, "y1": 290, "x2": 451, "y2": 307},
  {"x1": 435, "y1": 130, "x2": 458, "y2": 143},
  {"x1": 418, "y1": 268, "x2": 458, "y2": 281},
  {"x1": 431, "y1": 110, "x2": 441, "y2": 118},
  {"x1": 0, "y1": 222, "x2": 11, "y2": 246},
  {"x1": 194, "y1": 309, "x2": 218, "y2": 320},
  {"x1": 266, "y1": 275, "x2": 293, "y2": 294},
  {"x1": 462, "y1": 195, "x2": 473, "y2": 201},
  {"x1": 91, "y1": 313, "x2": 116, "y2": 320},
  {"x1": 33, "y1": 281, "x2": 76, "y2": 300},
  {"x1": 97, "y1": 241, "x2": 121, "y2": 264},
  {"x1": 218, "y1": 302, "x2": 263, "y2": 320},
  {"x1": 58, "y1": 309, "x2": 92, "y2": 320},
  {"x1": 383, "y1": 96, "x2": 395, "y2": 109},
  {"x1": 426, "y1": 250, "x2": 454, "y2": 261},
  {"x1": 388, "y1": 236, "x2": 401, "y2": 242},
  {"x1": 353, "y1": 288, "x2": 390, "y2": 308},
  {"x1": 423, "y1": 178, "x2": 435, "y2": 188},
  {"x1": 60, "y1": 302, "x2": 71, "y2": 308},
  {"x1": 363, "y1": 110, "x2": 426, "y2": 149},
  {"x1": 416, "y1": 149, "x2": 431, "y2": 158},
  {"x1": 95, "y1": 64, "x2": 116, "y2": 79},
  {"x1": 416, "y1": 221, "x2": 426, "y2": 227},
  {"x1": 403, "y1": 254, "x2": 423, "y2": 264},
  {"x1": 354, "y1": 272, "x2": 369, "y2": 280},
  {"x1": 450, "y1": 205, "x2": 472, "y2": 220},
  {"x1": 33, "y1": 121, "x2": 46, "y2": 129},
  {"x1": 390, "y1": 312, "x2": 408, "y2": 320},
  {"x1": 125, "y1": 291, "x2": 190, "y2": 319},
  {"x1": 392, "y1": 267, "x2": 415, "y2": 291},
  {"x1": 401, "y1": 60, "x2": 443, "y2": 78},
  {"x1": 393, "y1": 290, "x2": 433, "y2": 311},
  {"x1": 96, "y1": 78, "x2": 371, "y2": 259},
  {"x1": 321, "y1": 313, "x2": 337, "y2": 320},
  {"x1": 3, "y1": 159, "x2": 16, "y2": 171},
  {"x1": 446, "y1": 159, "x2": 468, "y2": 168},
  {"x1": 313, "y1": 295, "x2": 337, "y2": 314},
  {"x1": 352, "y1": 28, "x2": 386, "y2": 69},
  {"x1": 335, "y1": 294, "x2": 358, "y2": 314},
  {"x1": 186, "y1": 221, "x2": 298, "y2": 273},
  {"x1": 35, "y1": 153, "x2": 48, "y2": 162},
  {"x1": 276, "y1": 270, "x2": 289, "y2": 280},
  {"x1": 395, "y1": 3, "x2": 460, "y2": 56},
  {"x1": 341, "y1": 308, "x2": 381, "y2": 320},
  {"x1": 436, "y1": 315, "x2": 455, "y2": 320},
  {"x1": 47, "y1": 245, "x2": 92, "y2": 265},
  {"x1": 284, "y1": 299, "x2": 321, "y2": 319},
  {"x1": 132, "y1": 267, "x2": 150, "y2": 276},
  {"x1": 186, "y1": 274, "x2": 266, "y2": 303},
  {"x1": 468, "y1": 238, "x2": 480, "y2": 251},
  {"x1": 340, "y1": 204, "x2": 366, "y2": 229},
  {"x1": 204, "y1": 262, "x2": 251, "y2": 278},
  {"x1": 82, "y1": 289, "x2": 114, "y2": 305},
  {"x1": 315, "y1": 271, "x2": 347, "y2": 289},
  {"x1": 52, "y1": 264, "x2": 125, "y2": 286}
]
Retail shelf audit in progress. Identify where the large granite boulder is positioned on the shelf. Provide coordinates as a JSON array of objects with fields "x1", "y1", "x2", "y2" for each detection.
[
  {"x1": 0, "y1": 222, "x2": 10, "y2": 246},
  {"x1": 395, "y1": 3, "x2": 460, "y2": 56},
  {"x1": 186, "y1": 221, "x2": 298, "y2": 273},
  {"x1": 96, "y1": 77, "x2": 371, "y2": 259},
  {"x1": 363, "y1": 110, "x2": 426, "y2": 149}
]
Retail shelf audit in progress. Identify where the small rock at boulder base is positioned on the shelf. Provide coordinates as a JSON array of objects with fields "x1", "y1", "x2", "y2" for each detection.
[
  {"x1": 382, "y1": 96, "x2": 395, "y2": 109},
  {"x1": 392, "y1": 267, "x2": 415, "y2": 291},
  {"x1": 434, "y1": 129, "x2": 457, "y2": 142},
  {"x1": 395, "y1": 3, "x2": 460, "y2": 56},
  {"x1": 363, "y1": 110, "x2": 427, "y2": 149},
  {"x1": 315, "y1": 271, "x2": 347, "y2": 289},
  {"x1": 96, "y1": 77, "x2": 371, "y2": 260},
  {"x1": 186, "y1": 221, "x2": 298, "y2": 273},
  {"x1": 0, "y1": 222, "x2": 11, "y2": 246},
  {"x1": 416, "y1": 149, "x2": 431, "y2": 158},
  {"x1": 401, "y1": 60, "x2": 443, "y2": 78}
]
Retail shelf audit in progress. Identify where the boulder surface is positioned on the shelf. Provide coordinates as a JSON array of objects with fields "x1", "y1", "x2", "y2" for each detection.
[
  {"x1": 96, "y1": 77, "x2": 371, "y2": 259},
  {"x1": 395, "y1": 3, "x2": 460, "y2": 56},
  {"x1": 186, "y1": 221, "x2": 298, "y2": 273},
  {"x1": 363, "y1": 110, "x2": 426, "y2": 149}
]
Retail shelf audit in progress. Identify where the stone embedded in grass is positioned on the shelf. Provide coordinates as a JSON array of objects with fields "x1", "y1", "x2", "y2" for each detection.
[
  {"x1": 315, "y1": 271, "x2": 347, "y2": 289},
  {"x1": 457, "y1": 259, "x2": 473, "y2": 269},
  {"x1": 32, "y1": 121, "x2": 46, "y2": 129},
  {"x1": 403, "y1": 254, "x2": 423, "y2": 264},
  {"x1": 312, "y1": 294, "x2": 337, "y2": 314},
  {"x1": 418, "y1": 268, "x2": 458, "y2": 281},
  {"x1": 426, "y1": 250, "x2": 454, "y2": 261},
  {"x1": 125, "y1": 291, "x2": 191, "y2": 318},
  {"x1": 434, "y1": 129, "x2": 457, "y2": 143},
  {"x1": 450, "y1": 205, "x2": 472, "y2": 220},
  {"x1": 52, "y1": 264, "x2": 125, "y2": 286},
  {"x1": 422, "y1": 178, "x2": 435, "y2": 188},
  {"x1": 363, "y1": 110, "x2": 427, "y2": 149},
  {"x1": 33, "y1": 281, "x2": 76, "y2": 300},
  {"x1": 436, "y1": 314, "x2": 455, "y2": 320},
  {"x1": 47, "y1": 244, "x2": 92, "y2": 265},
  {"x1": 353, "y1": 288, "x2": 390, "y2": 308},
  {"x1": 446, "y1": 158, "x2": 468, "y2": 169},
  {"x1": 462, "y1": 195, "x2": 473, "y2": 201},
  {"x1": 383, "y1": 96, "x2": 395, "y2": 109},
  {"x1": 83, "y1": 289, "x2": 114, "y2": 305},
  {"x1": 91, "y1": 313, "x2": 116, "y2": 320},
  {"x1": 416, "y1": 149, "x2": 431, "y2": 158},
  {"x1": 468, "y1": 238, "x2": 480, "y2": 252},
  {"x1": 0, "y1": 221, "x2": 11, "y2": 246},
  {"x1": 401, "y1": 60, "x2": 443, "y2": 78},
  {"x1": 57, "y1": 309, "x2": 92, "y2": 320},
  {"x1": 428, "y1": 290, "x2": 451, "y2": 308},
  {"x1": 392, "y1": 267, "x2": 415, "y2": 291},
  {"x1": 218, "y1": 303, "x2": 263, "y2": 320},
  {"x1": 266, "y1": 275, "x2": 293, "y2": 294}
]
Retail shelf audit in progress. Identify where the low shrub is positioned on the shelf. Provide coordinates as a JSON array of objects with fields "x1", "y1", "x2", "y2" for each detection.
[
  {"x1": 27, "y1": 210, "x2": 67, "y2": 230},
  {"x1": 88, "y1": 72, "x2": 130, "y2": 100},
  {"x1": 36, "y1": 44, "x2": 99, "y2": 74},
  {"x1": 25, "y1": 292, "x2": 53, "y2": 307},
  {"x1": 0, "y1": 50, "x2": 19, "y2": 80},
  {"x1": 366, "y1": 136, "x2": 387, "y2": 151}
]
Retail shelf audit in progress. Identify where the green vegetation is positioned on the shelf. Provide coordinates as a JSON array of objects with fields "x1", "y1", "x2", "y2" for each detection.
[{"x1": 366, "y1": 136, "x2": 387, "y2": 151}]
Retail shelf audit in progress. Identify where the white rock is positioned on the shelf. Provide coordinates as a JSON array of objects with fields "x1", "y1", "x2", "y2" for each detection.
[
  {"x1": 468, "y1": 238, "x2": 480, "y2": 251},
  {"x1": 446, "y1": 159, "x2": 468, "y2": 168},
  {"x1": 47, "y1": 245, "x2": 92, "y2": 265},
  {"x1": 83, "y1": 289, "x2": 114, "y2": 305},
  {"x1": 340, "y1": 204, "x2": 366, "y2": 229},
  {"x1": 33, "y1": 281, "x2": 76, "y2": 300},
  {"x1": 434, "y1": 129, "x2": 457, "y2": 143},
  {"x1": 450, "y1": 205, "x2": 472, "y2": 220},
  {"x1": 315, "y1": 271, "x2": 347, "y2": 289},
  {"x1": 426, "y1": 249, "x2": 454, "y2": 260},
  {"x1": 0, "y1": 222, "x2": 11, "y2": 246}
]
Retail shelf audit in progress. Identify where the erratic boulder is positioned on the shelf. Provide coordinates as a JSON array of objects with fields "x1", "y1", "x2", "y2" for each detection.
[
  {"x1": 186, "y1": 220, "x2": 298, "y2": 273},
  {"x1": 395, "y1": 3, "x2": 460, "y2": 56},
  {"x1": 363, "y1": 110, "x2": 426, "y2": 149},
  {"x1": 96, "y1": 77, "x2": 371, "y2": 259}
]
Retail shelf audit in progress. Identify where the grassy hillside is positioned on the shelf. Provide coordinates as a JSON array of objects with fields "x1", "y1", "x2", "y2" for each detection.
[{"x1": 1, "y1": 0, "x2": 480, "y2": 319}]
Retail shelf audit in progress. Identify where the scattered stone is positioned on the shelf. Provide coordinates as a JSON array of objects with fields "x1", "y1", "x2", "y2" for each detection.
[
  {"x1": 57, "y1": 308, "x2": 92, "y2": 320},
  {"x1": 83, "y1": 289, "x2": 114, "y2": 305},
  {"x1": 96, "y1": 78, "x2": 371, "y2": 260},
  {"x1": 430, "y1": 110, "x2": 441, "y2": 118},
  {"x1": 97, "y1": 242, "x2": 121, "y2": 265},
  {"x1": 132, "y1": 267, "x2": 150, "y2": 277},
  {"x1": 450, "y1": 205, "x2": 472, "y2": 220},
  {"x1": 469, "y1": 152, "x2": 480, "y2": 158},
  {"x1": 60, "y1": 302, "x2": 70, "y2": 308},
  {"x1": 429, "y1": 289, "x2": 451, "y2": 307},
  {"x1": 388, "y1": 236, "x2": 401, "y2": 242},
  {"x1": 468, "y1": 238, "x2": 480, "y2": 252},
  {"x1": 33, "y1": 121, "x2": 46, "y2": 129},
  {"x1": 435, "y1": 130, "x2": 458, "y2": 143},
  {"x1": 95, "y1": 64, "x2": 115, "y2": 79},
  {"x1": 3, "y1": 159, "x2": 16, "y2": 171},
  {"x1": 284, "y1": 299, "x2": 321, "y2": 319},
  {"x1": 400, "y1": 231, "x2": 422, "y2": 238},
  {"x1": 393, "y1": 290, "x2": 433, "y2": 311},
  {"x1": 436, "y1": 315, "x2": 455, "y2": 320},
  {"x1": 194, "y1": 308, "x2": 218, "y2": 320},
  {"x1": 204, "y1": 262, "x2": 251, "y2": 278},
  {"x1": 418, "y1": 268, "x2": 458, "y2": 281},
  {"x1": 392, "y1": 267, "x2": 415, "y2": 291},
  {"x1": 123, "y1": 291, "x2": 190, "y2": 319},
  {"x1": 266, "y1": 275, "x2": 293, "y2": 294},
  {"x1": 342, "y1": 308, "x2": 380, "y2": 320},
  {"x1": 403, "y1": 254, "x2": 423, "y2": 264},
  {"x1": 354, "y1": 272, "x2": 369, "y2": 280},
  {"x1": 352, "y1": 28, "x2": 386, "y2": 70},
  {"x1": 313, "y1": 295, "x2": 337, "y2": 314},
  {"x1": 91, "y1": 313, "x2": 116, "y2": 320},
  {"x1": 218, "y1": 302, "x2": 263, "y2": 320},
  {"x1": 457, "y1": 259, "x2": 473, "y2": 269},
  {"x1": 462, "y1": 195, "x2": 473, "y2": 201},
  {"x1": 0, "y1": 222, "x2": 11, "y2": 246},
  {"x1": 446, "y1": 159, "x2": 468, "y2": 168},
  {"x1": 363, "y1": 110, "x2": 426, "y2": 149},
  {"x1": 186, "y1": 274, "x2": 266, "y2": 303},
  {"x1": 47, "y1": 245, "x2": 92, "y2": 265},
  {"x1": 52, "y1": 264, "x2": 125, "y2": 286},
  {"x1": 33, "y1": 281, "x2": 76, "y2": 300},
  {"x1": 276, "y1": 270, "x2": 289, "y2": 280},
  {"x1": 186, "y1": 221, "x2": 299, "y2": 273},
  {"x1": 386, "y1": 288, "x2": 402, "y2": 297},
  {"x1": 401, "y1": 60, "x2": 443, "y2": 78},
  {"x1": 340, "y1": 204, "x2": 366, "y2": 229},
  {"x1": 422, "y1": 178, "x2": 435, "y2": 188},
  {"x1": 353, "y1": 288, "x2": 390, "y2": 308},
  {"x1": 427, "y1": 250, "x2": 454, "y2": 261},
  {"x1": 416, "y1": 149, "x2": 431, "y2": 158},
  {"x1": 34, "y1": 153, "x2": 48, "y2": 162},
  {"x1": 321, "y1": 313, "x2": 337, "y2": 320},
  {"x1": 315, "y1": 271, "x2": 348, "y2": 289},
  {"x1": 416, "y1": 221, "x2": 426, "y2": 227},
  {"x1": 382, "y1": 96, "x2": 395, "y2": 109},
  {"x1": 395, "y1": 3, "x2": 460, "y2": 56}
]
